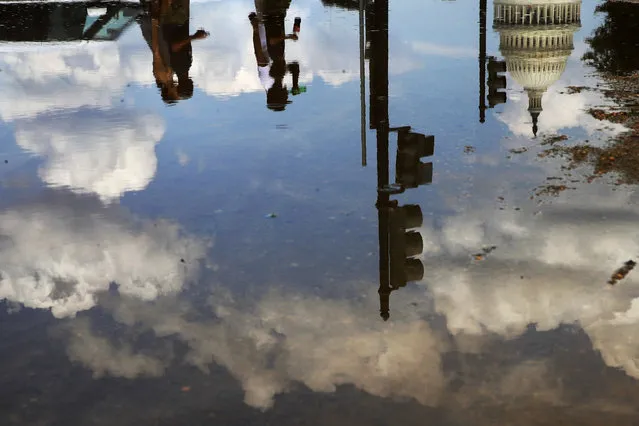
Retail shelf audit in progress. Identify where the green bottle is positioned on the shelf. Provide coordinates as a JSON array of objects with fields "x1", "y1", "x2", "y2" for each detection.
[{"x1": 290, "y1": 86, "x2": 307, "y2": 95}]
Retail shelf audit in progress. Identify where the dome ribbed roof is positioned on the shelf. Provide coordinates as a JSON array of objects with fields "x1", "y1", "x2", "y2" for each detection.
[
  {"x1": 497, "y1": 26, "x2": 575, "y2": 91},
  {"x1": 495, "y1": 0, "x2": 579, "y2": 5},
  {"x1": 506, "y1": 57, "x2": 567, "y2": 90},
  {"x1": 492, "y1": 0, "x2": 581, "y2": 135}
]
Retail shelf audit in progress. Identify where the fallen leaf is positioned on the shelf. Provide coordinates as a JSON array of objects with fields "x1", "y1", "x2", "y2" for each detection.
[{"x1": 608, "y1": 260, "x2": 637, "y2": 285}]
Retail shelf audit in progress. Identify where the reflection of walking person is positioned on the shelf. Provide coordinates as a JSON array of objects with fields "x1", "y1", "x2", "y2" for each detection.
[
  {"x1": 249, "y1": 0, "x2": 301, "y2": 111},
  {"x1": 140, "y1": 0, "x2": 208, "y2": 103}
]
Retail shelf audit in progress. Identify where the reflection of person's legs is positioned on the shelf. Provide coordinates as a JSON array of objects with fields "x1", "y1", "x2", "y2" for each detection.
[
  {"x1": 177, "y1": 73, "x2": 194, "y2": 100},
  {"x1": 138, "y1": 6, "x2": 153, "y2": 50},
  {"x1": 250, "y1": 10, "x2": 270, "y2": 66},
  {"x1": 288, "y1": 62, "x2": 299, "y2": 92}
]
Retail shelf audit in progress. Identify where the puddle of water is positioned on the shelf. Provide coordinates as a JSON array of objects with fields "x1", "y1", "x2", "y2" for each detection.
[{"x1": 1, "y1": 0, "x2": 639, "y2": 424}]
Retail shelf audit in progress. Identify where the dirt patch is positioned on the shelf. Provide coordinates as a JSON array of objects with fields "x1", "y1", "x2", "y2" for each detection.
[
  {"x1": 588, "y1": 108, "x2": 630, "y2": 123},
  {"x1": 565, "y1": 86, "x2": 589, "y2": 94},
  {"x1": 536, "y1": 71, "x2": 639, "y2": 185},
  {"x1": 540, "y1": 134, "x2": 568, "y2": 146},
  {"x1": 534, "y1": 184, "x2": 573, "y2": 197}
]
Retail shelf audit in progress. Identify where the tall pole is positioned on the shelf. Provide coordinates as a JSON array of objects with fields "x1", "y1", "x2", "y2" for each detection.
[
  {"x1": 359, "y1": 0, "x2": 367, "y2": 166},
  {"x1": 369, "y1": 0, "x2": 391, "y2": 321},
  {"x1": 367, "y1": 0, "x2": 377, "y2": 129},
  {"x1": 479, "y1": 0, "x2": 487, "y2": 123}
]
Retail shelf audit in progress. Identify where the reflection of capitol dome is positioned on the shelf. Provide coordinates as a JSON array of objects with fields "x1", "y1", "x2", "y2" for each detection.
[{"x1": 493, "y1": 0, "x2": 581, "y2": 136}]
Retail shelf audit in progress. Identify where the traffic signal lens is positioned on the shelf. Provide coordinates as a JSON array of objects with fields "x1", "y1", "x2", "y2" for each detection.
[
  {"x1": 419, "y1": 135, "x2": 435, "y2": 157},
  {"x1": 488, "y1": 92, "x2": 507, "y2": 106},
  {"x1": 404, "y1": 258, "x2": 424, "y2": 282},
  {"x1": 488, "y1": 59, "x2": 507, "y2": 73},
  {"x1": 405, "y1": 230, "x2": 423, "y2": 257},
  {"x1": 491, "y1": 75, "x2": 506, "y2": 90},
  {"x1": 396, "y1": 133, "x2": 435, "y2": 189},
  {"x1": 401, "y1": 204, "x2": 423, "y2": 229},
  {"x1": 417, "y1": 162, "x2": 433, "y2": 186}
]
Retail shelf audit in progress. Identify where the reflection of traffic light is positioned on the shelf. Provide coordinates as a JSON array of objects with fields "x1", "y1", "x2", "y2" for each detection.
[
  {"x1": 487, "y1": 57, "x2": 507, "y2": 107},
  {"x1": 395, "y1": 131, "x2": 434, "y2": 189},
  {"x1": 389, "y1": 204, "x2": 424, "y2": 289}
]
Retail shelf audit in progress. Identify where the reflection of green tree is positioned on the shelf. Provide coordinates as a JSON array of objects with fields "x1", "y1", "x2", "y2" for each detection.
[{"x1": 582, "y1": 1, "x2": 639, "y2": 75}]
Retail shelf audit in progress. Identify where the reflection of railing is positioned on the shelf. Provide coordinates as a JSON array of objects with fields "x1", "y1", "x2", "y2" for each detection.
[{"x1": 0, "y1": 1, "x2": 143, "y2": 42}]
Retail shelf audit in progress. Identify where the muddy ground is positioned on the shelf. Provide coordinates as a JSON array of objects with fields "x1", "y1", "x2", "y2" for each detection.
[{"x1": 538, "y1": 72, "x2": 639, "y2": 185}]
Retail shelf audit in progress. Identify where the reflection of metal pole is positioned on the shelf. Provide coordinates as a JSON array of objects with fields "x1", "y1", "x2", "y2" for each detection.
[
  {"x1": 359, "y1": 0, "x2": 367, "y2": 166},
  {"x1": 479, "y1": 0, "x2": 487, "y2": 123},
  {"x1": 370, "y1": 0, "x2": 391, "y2": 320},
  {"x1": 378, "y1": 194, "x2": 391, "y2": 321},
  {"x1": 367, "y1": 0, "x2": 376, "y2": 129}
]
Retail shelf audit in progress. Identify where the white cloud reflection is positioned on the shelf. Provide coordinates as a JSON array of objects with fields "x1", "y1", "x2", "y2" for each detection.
[
  {"x1": 0, "y1": 0, "x2": 440, "y2": 201},
  {"x1": 14, "y1": 111, "x2": 164, "y2": 202},
  {"x1": 2, "y1": 0, "x2": 639, "y2": 417},
  {"x1": 46, "y1": 177, "x2": 639, "y2": 413},
  {"x1": 497, "y1": 56, "x2": 627, "y2": 138},
  {"x1": 65, "y1": 292, "x2": 447, "y2": 409},
  {"x1": 66, "y1": 317, "x2": 170, "y2": 379},
  {"x1": 0, "y1": 43, "x2": 150, "y2": 121},
  {"x1": 0, "y1": 42, "x2": 162, "y2": 201},
  {"x1": 0, "y1": 194, "x2": 209, "y2": 318}
]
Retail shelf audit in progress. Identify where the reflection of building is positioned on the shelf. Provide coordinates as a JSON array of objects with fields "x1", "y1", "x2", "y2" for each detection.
[
  {"x1": 493, "y1": 0, "x2": 581, "y2": 136},
  {"x1": 0, "y1": 1, "x2": 142, "y2": 42}
]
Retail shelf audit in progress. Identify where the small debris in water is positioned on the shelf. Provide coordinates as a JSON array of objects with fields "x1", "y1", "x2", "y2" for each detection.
[
  {"x1": 265, "y1": 213, "x2": 277, "y2": 218},
  {"x1": 534, "y1": 184, "x2": 571, "y2": 197},
  {"x1": 540, "y1": 134, "x2": 568, "y2": 146},
  {"x1": 589, "y1": 108, "x2": 629, "y2": 123},
  {"x1": 473, "y1": 246, "x2": 497, "y2": 261},
  {"x1": 509, "y1": 147, "x2": 528, "y2": 154},
  {"x1": 608, "y1": 260, "x2": 636, "y2": 285},
  {"x1": 565, "y1": 86, "x2": 588, "y2": 94}
]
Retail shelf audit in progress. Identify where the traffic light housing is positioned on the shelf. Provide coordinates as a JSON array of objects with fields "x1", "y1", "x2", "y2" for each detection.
[
  {"x1": 389, "y1": 204, "x2": 424, "y2": 289},
  {"x1": 487, "y1": 57, "x2": 507, "y2": 107},
  {"x1": 395, "y1": 131, "x2": 434, "y2": 189}
]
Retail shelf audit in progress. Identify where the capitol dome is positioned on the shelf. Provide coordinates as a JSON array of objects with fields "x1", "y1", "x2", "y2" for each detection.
[
  {"x1": 493, "y1": 0, "x2": 581, "y2": 136},
  {"x1": 507, "y1": 56, "x2": 567, "y2": 90}
]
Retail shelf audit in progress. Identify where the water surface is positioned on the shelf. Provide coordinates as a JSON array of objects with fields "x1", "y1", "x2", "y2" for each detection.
[{"x1": 1, "y1": 0, "x2": 639, "y2": 424}]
